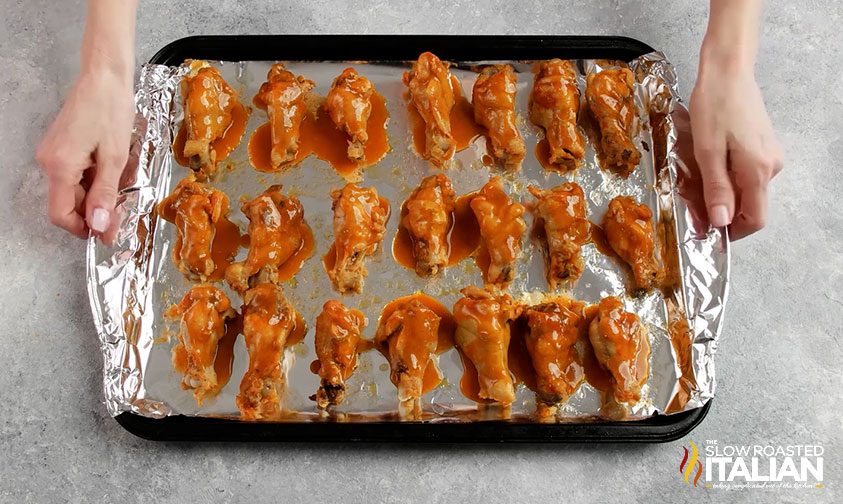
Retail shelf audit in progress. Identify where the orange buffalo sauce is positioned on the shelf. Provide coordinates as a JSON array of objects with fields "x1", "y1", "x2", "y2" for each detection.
[
  {"x1": 377, "y1": 293, "x2": 456, "y2": 356},
  {"x1": 157, "y1": 202, "x2": 242, "y2": 282},
  {"x1": 580, "y1": 304, "x2": 613, "y2": 393},
  {"x1": 173, "y1": 102, "x2": 250, "y2": 170},
  {"x1": 407, "y1": 76, "x2": 483, "y2": 161},
  {"x1": 392, "y1": 193, "x2": 481, "y2": 271},
  {"x1": 248, "y1": 92, "x2": 389, "y2": 178}
]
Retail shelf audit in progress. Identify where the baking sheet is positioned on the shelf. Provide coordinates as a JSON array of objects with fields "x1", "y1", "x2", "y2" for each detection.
[{"x1": 87, "y1": 52, "x2": 728, "y2": 421}]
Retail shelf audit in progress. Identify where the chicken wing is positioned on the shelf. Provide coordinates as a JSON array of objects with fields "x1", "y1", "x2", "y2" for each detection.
[
  {"x1": 453, "y1": 286, "x2": 519, "y2": 406},
  {"x1": 158, "y1": 175, "x2": 229, "y2": 281},
  {"x1": 374, "y1": 298, "x2": 441, "y2": 419},
  {"x1": 588, "y1": 296, "x2": 650, "y2": 418},
  {"x1": 528, "y1": 182, "x2": 590, "y2": 289},
  {"x1": 225, "y1": 185, "x2": 311, "y2": 293},
  {"x1": 312, "y1": 300, "x2": 367, "y2": 410},
  {"x1": 585, "y1": 66, "x2": 640, "y2": 177},
  {"x1": 403, "y1": 52, "x2": 456, "y2": 167},
  {"x1": 236, "y1": 283, "x2": 296, "y2": 420},
  {"x1": 164, "y1": 285, "x2": 235, "y2": 404},
  {"x1": 470, "y1": 176, "x2": 526, "y2": 286},
  {"x1": 256, "y1": 63, "x2": 315, "y2": 169},
  {"x1": 325, "y1": 67, "x2": 374, "y2": 161},
  {"x1": 523, "y1": 299, "x2": 587, "y2": 415},
  {"x1": 472, "y1": 64, "x2": 525, "y2": 170},
  {"x1": 327, "y1": 183, "x2": 390, "y2": 294},
  {"x1": 402, "y1": 173, "x2": 456, "y2": 276},
  {"x1": 182, "y1": 63, "x2": 240, "y2": 177},
  {"x1": 529, "y1": 59, "x2": 585, "y2": 169},
  {"x1": 603, "y1": 195, "x2": 662, "y2": 291}
]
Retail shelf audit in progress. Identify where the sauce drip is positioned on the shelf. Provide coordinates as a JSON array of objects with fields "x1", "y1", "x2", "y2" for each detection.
[
  {"x1": 287, "y1": 311, "x2": 308, "y2": 347},
  {"x1": 173, "y1": 102, "x2": 249, "y2": 170},
  {"x1": 248, "y1": 92, "x2": 389, "y2": 177},
  {"x1": 392, "y1": 193, "x2": 481, "y2": 271},
  {"x1": 276, "y1": 222, "x2": 316, "y2": 282},
  {"x1": 534, "y1": 138, "x2": 577, "y2": 173},
  {"x1": 212, "y1": 313, "x2": 243, "y2": 388}
]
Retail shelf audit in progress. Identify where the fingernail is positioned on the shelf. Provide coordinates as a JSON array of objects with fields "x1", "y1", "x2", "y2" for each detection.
[
  {"x1": 90, "y1": 208, "x2": 110, "y2": 233},
  {"x1": 709, "y1": 205, "x2": 730, "y2": 227}
]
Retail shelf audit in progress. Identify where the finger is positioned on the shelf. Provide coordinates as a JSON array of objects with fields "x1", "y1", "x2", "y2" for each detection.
[
  {"x1": 728, "y1": 147, "x2": 771, "y2": 240},
  {"x1": 729, "y1": 184, "x2": 768, "y2": 241},
  {"x1": 691, "y1": 131, "x2": 735, "y2": 228},
  {"x1": 85, "y1": 147, "x2": 128, "y2": 235},
  {"x1": 48, "y1": 179, "x2": 88, "y2": 238}
]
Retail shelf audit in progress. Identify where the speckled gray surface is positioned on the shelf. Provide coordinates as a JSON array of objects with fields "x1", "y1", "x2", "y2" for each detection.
[{"x1": 1, "y1": 0, "x2": 840, "y2": 502}]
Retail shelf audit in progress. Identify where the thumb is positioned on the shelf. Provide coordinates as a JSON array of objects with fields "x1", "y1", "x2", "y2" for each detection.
[
  {"x1": 85, "y1": 148, "x2": 127, "y2": 234},
  {"x1": 693, "y1": 141, "x2": 735, "y2": 228}
]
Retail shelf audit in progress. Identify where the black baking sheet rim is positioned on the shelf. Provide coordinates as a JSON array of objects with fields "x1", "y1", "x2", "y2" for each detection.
[{"x1": 118, "y1": 34, "x2": 710, "y2": 443}]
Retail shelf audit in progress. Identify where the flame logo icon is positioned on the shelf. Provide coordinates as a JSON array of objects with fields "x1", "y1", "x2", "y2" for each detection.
[{"x1": 679, "y1": 441, "x2": 703, "y2": 487}]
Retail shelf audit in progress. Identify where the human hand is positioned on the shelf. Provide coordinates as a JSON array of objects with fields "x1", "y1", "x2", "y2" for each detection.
[
  {"x1": 36, "y1": 68, "x2": 134, "y2": 241},
  {"x1": 689, "y1": 61, "x2": 783, "y2": 241}
]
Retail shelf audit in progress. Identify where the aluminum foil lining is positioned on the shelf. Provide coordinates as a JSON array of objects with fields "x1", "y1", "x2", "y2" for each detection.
[{"x1": 86, "y1": 52, "x2": 729, "y2": 421}]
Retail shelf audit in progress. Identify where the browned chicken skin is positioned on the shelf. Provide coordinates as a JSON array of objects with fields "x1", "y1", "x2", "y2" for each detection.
[
  {"x1": 374, "y1": 298, "x2": 441, "y2": 419},
  {"x1": 528, "y1": 182, "x2": 591, "y2": 289},
  {"x1": 453, "y1": 287, "x2": 519, "y2": 406},
  {"x1": 256, "y1": 63, "x2": 315, "y2": 169},
  {"x1": 165, "y1": 285, "x2": 235, "y2": 404},
  {"x1": 470, "y1": 176, "x2": 526, "y2": 286},
  {"x1": 236, "y1": 283, "x2": 296, "y2": 420},
  {"x1": 327, "y1": 183, "x2": 390, "y2": 294},
  {"x1": 588, "y1": 296, "x2": 650, "y2": 419},
  {"x1": 523, "y1": 299, "x2": 587, "y2": 417},
  {"x1": 325, "y1": 67, "x2": 374, "y2": 161},
  {"x1": 225, "y1": 185, "x2": 310, "y2": 293},
  {"x1": 585, "y1": 66, "x2": 640, "y2": 177},
  {"x1": 530, "y1": 59, "x2": 585, "y2": 169},
  {"x1": 403, "y1": 52, "x2": 456, "y2": 167},
  {"x1": 182, "y1": 63, "x2": 239, "y2": 177},
  {"x1": 158, "y1": 175, "x2": 229, "y2": 281},
  {"x1": 313, "y1": 300, "x2": 367, "y2": 410},
  {"x1": 603, "y1": 195, "x2": 663, "y2": 291},
  {"x1": 472, "y1": 64, "x2": 525, "y2": 170},
  {"x1": 402, "y1": 174, "x2": 456, "y2": 276}
]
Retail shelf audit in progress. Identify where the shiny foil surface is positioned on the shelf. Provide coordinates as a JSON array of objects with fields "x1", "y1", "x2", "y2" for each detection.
[{"x1": 87, "y1": 53, "x2": 728, "y2": 421}]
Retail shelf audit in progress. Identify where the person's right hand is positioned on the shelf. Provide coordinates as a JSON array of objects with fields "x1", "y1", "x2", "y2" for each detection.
[{"x1": 36, "y1": 68, "x2": 134, "y2": 240}]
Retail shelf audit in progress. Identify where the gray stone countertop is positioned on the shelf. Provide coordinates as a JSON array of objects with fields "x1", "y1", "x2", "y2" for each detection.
[{"x1": 1, "y1": 1, "x2": 839, "y2": 502}]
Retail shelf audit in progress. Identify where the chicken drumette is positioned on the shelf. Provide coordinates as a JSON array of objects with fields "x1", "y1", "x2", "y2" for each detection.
[
  {"x1": 164, "y1": 285, "x2": 236, "y2": 404},
  {"x1": 470, "y1": 176, "x2": 526, "y2": 286},
  {"x1": 325, "y1": 67, "x2": 375, "y2": 161},
  {"x1": 225, "y1": 185, "x2": 311, "y2": 293},
  {"x1": 529, "y1": 59, "x2": 585, "y2": 170},
  {"x1": 453, "y1": 287, "x2": 519, "y2": 406},
  {"x1": 602, "y1": 195, "x2": 663, "y2": 291},
  {"x1": 327, "y1": 183, "x2": 390, "y2": 294},
  {"x1": 312, "y1": 300, "x2": 368, "y2": 410},
  {"x1": 472, "y1": 64, "x2": 525, "y2": 170},
  {"x1": 403, "y1": 52, "x2": 456, "y2": 167},
  {"x1": 585, "y1": 65, "x2": 640, "y2": 177},
  {"x1": 523, "y1": 299, "x2": 587, "y2": 417},
  {"x1": 588, "y1": 296, "x2": 650, "y2": 419},
  {"x1": 256, "y1": 63, "x2": 315, "y2": 169},
  {"x1": 182, "y1": 62, "x2": 240, "y2": 177},
  {"x1": 158, "y1": 175, "x2": 229, "y2": 281},
  {"x1": 402, "y1": 173, "x2": 456, "y2": 276},
  {"x1": 528, "y1": 182, "x2": 591, "y2": 289},
  {"x1": 236, "y1": 283, "x2": 298, "y2": 420},
  {"x1": 374, "y1": 298, "x2": 442, "y2": 419}
]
